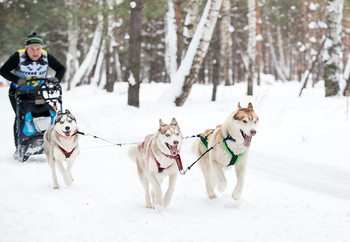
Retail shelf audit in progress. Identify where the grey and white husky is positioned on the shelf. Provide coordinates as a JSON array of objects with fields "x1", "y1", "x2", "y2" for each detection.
[
  {"x1": 128, "y1": 118, "x2": 183, "y2": 209},
  {"x1": 43, "y1": 110, "x2": 79, "y2": 189}
]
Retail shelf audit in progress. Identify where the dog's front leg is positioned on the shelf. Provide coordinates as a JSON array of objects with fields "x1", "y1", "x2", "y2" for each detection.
[
  {"x1": 212, "y1": 160, "x2": 227, "y2": 192},
  {"x1": 139, "y1": 170, "x2": 153, "y2": 209},
  {"x1": 232, "y1": 159, "x2": 247, "y2": 200},
  {"x1": 163, "y1": 173, "x2": 177, "y2": 207},
  {"x1": 66, "y1": 159, "x2": 75, "y2": 182},
  {"x1": 56, "y1": 159, "x2": 72, "y2": 187},
  {"x1": 148, "y1": 174, "x2": 163, "y2": 207},
  {"x1": 48, "y1": 159, "x2": 60, "y2": 189}
]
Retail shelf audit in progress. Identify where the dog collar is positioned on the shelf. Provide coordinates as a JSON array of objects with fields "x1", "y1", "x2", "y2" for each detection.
[{"x1": 56, "y1": 130, "x2": 78, "y2": 139}]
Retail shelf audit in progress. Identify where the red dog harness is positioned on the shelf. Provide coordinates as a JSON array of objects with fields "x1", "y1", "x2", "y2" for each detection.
[
  {"x1": 142, "y1": 141, "x2": 183, "y2": 173},
  {"x1": 57, "y1": 145, "x2": 76, "y2": 159}
]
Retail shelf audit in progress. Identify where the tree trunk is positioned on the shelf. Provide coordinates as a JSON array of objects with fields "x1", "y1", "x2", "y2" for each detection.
[
  {"x1": 247, "y1": 0, "x2": 256, "y2": 96},
  {"x1": 165, "y1": 0, "x2": 178, "y2": 82},
  {"x1": 211, "y1": 17, "x2": 220, "y2": 101},
  {"x1": 343, "y1": 53, "x2": 350, "y2": 95},
  {"x1": 323, "y1": 0, "x2": 344, "y2": 97},
  {"x1": 127, "y1": 0, "x2": 142, "y2": 107},
  {"x1": 92, "y1": 40, "x2": 105, "y2": 86},
  {"x1": 183, "y1": 0, "x2": 200, "y2": 54},
  {"x1": 104, "y1": 0, "x2": 118, "y2": 92},
  {"x1": 175, "y1": 0, "x2": 183, "y2": 68},
  {"x1": 256, "y1": 0, "x2": 261, "y2": 86},
  {"x1": 175, "y1": 0, "x2": 223, "y2": 106},
  {"x1": 220, "y1": 0, "x2": 232, "y2": 86},
  {"x1": 65, "y1": 0, "x2": 79, "y2": 90},
  {"x1": 267, "y1": 23, "x2": 287, "y2": 82},
  {"x1": 71, "y1": 13, "x2": 103, "y2": 87}
]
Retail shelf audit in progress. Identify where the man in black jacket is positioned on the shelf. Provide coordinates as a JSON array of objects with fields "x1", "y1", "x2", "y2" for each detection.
[{"x1": 0, "y1": 32, "x2": 66, "y2": 152}]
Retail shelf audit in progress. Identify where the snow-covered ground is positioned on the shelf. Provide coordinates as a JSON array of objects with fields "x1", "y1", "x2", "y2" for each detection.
[{"x1": 0, "y1": 78, "x2": 349, "y2": 242}]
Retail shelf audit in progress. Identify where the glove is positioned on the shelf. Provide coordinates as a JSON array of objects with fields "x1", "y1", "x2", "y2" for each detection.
[
  {"x1": 47, "y1": 77, "x2": 59, "y2": 83},
  {"x1": 17, "y1": 79, "x2": 26, "y2": 88}
]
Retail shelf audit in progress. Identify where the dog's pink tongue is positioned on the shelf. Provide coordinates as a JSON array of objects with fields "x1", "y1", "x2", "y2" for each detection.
[
  {"x1": 244, "y1": 135, "x2": 252, "y2": 147},
  {"x1": 169, "y1": 145, "x2": 178, "y2": 155}
]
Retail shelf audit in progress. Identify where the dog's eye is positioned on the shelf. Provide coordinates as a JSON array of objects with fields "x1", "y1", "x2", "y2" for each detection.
[
  {"x1": 68, "y1": 119, "x2": 72, "y2": 123},
  {"x1": 60, "y1": 121, "x2": 64, "y2": 124},
  {"x1": 165, "y1": 133, "x2": 170, "y2": 137},
  {"x1": 243, "y1": 120, "x2": 248, "y2": 123}
]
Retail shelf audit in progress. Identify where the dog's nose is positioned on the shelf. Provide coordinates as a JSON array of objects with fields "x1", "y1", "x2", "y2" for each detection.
[
  {"x1": 173, "y1": 140, "x2": 179, "y2": 145},
  {"x1": 65, "y1": 126, "x2": 70, "y2": 131},
  {"x1": 250, "y1": 130, "x2": 256, "y2": 136}
]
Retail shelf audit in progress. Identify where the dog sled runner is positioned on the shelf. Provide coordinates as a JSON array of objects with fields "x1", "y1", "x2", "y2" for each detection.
[{"x1": 15, "y1": 78, "x2": 62, "y2": 162}]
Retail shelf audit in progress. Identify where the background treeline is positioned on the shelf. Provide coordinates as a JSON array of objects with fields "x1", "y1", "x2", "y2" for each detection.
[{"x1": 1, "y1": 0, "x2": 350, "y2": 100}]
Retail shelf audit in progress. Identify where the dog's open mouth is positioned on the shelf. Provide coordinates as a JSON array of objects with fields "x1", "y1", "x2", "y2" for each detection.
[
  {"x1": 240, "y1": 130, "x2": 253, "y2": 147},
  {"x1": 63, "y1": 131, "x2": 71, "y2": 137},
  {"x1": 166, "y1": 143, "x2": 178, "y2": 155}
]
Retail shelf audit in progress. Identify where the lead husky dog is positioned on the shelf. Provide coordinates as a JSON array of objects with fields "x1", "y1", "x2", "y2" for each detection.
[
  {"x1": 128, "y1": 118, "x2": 183, "y2": 209},
  {"x1": 192, "y1": 102, "x2": 259, "y2": 200},
  {"x1": 43, "y1": 110, "x2": 79, "y2": 189}
]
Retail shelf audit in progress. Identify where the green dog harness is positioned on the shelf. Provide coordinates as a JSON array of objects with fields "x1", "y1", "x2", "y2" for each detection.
[
  {"x1": 222, "y1": 135, "x2": 244, "y2": 167},
  {"x1": 198, "y1": 129, "x2": 214, "y2": 150},
  {"x1": 198, "y1": 130, "x2": 244, "y2": 167}
]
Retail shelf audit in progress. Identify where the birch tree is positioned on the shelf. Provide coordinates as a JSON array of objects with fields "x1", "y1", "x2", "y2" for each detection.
[
  {"x1": 175, "y1": 0, "x2": 223, "y2": 106},
  {"x1": 65, "y1": 0, "x2": 79, "y2": 90},
  {"x1": 323, "y1": 0, "x2": 344, "y2": 97},
  {"x1": 71, "y1": 13, "x2": 104, "y2": 88},
  {"x1": 220, "y1": 0, "x2": 232, "y2": 86},
  {"x1": 247, "y1": 0, "x2": 256, "y2": 95},
  {"x1": 164, "y1": 0, "x2": 178, "y2": 83}
]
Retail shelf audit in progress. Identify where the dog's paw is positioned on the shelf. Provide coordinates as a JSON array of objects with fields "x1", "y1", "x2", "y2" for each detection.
[
  {"x1": 208, "y1": 193, "x2": 217, "y2": 199},
  {"x1": 163, "y1": 199, "x2": 171, "y2": 207},
  {"x1": 217, "y1": 180, "x2": 227, "y2": 192},
  {"x1": 69, "y1": 173, "x2": 74, "y2": 182},
  {"x1": 146, "y1": 204, "x2": 155, "y2": 209},
  {"x1": 53, "y1": 185, "x2": 60, "y2": 189},
  {"x1": 64, "y1": 178, "x2": 73, "y2": 187},
  {"x1": 232, "y1": 192, "x2": 241, "y2": 200}
]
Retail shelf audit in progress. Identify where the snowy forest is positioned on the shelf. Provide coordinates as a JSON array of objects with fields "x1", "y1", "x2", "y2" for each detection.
[{"x1": 1, "y1": 0, "x2": 350, "y2": 106}]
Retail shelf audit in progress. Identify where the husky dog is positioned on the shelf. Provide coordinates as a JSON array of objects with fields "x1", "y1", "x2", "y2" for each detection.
[
  {"x1": 128, "y1": 118, "x2": 183, "y2": 209},
  {"x1": 192, "y1": 102, "x2": 259, "y2": 200},
  {"x1": 43, "y1": 110, "x2": 79, "y2": 189}
]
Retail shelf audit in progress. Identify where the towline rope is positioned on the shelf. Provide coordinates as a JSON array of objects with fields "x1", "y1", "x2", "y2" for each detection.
[
  {"x1": 76, "y1": 131, "x2": 139, "y2": 147},
  {"x1": 76, "y1": 130, "x2": 221, "y2": 175}
]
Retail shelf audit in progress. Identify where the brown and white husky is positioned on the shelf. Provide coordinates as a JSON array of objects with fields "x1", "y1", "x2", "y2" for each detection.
[
  {"x1": 128, "y1": 118, "x2": 183, "y2": 209},
  {"x1": 192, "y1": 102, "x2": 259, "y2": 200}
]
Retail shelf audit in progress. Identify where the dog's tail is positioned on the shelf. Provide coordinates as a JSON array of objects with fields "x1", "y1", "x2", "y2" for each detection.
[{"x1": 128, "y1": 146, "x2": 137, "y2": 162}]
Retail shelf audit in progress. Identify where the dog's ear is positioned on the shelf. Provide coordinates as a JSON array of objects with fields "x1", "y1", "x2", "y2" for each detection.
[
  {"x1": 159, "y1": 119, "x2": 165, "y2": 127},
  {"x1": 248, "y1": 102, "x2": 253, "y2": 110},
  {"x1": 65, "y1": 109, "x2": 71, "y2": 114},
  {"x1": 170, "y1": 117, "x2": 178, "y2": 126},
  {"x1": 237, "y1": 102, "x2": 242, "y2": 109},
  {"x1": 54, "y1": 113, "x2": 63, "y2": 124}
]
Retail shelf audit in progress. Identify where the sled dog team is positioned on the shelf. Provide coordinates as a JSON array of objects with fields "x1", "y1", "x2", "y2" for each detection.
[{"x1": 43, "y1": 102, "x2": 259, "y2": 209}]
